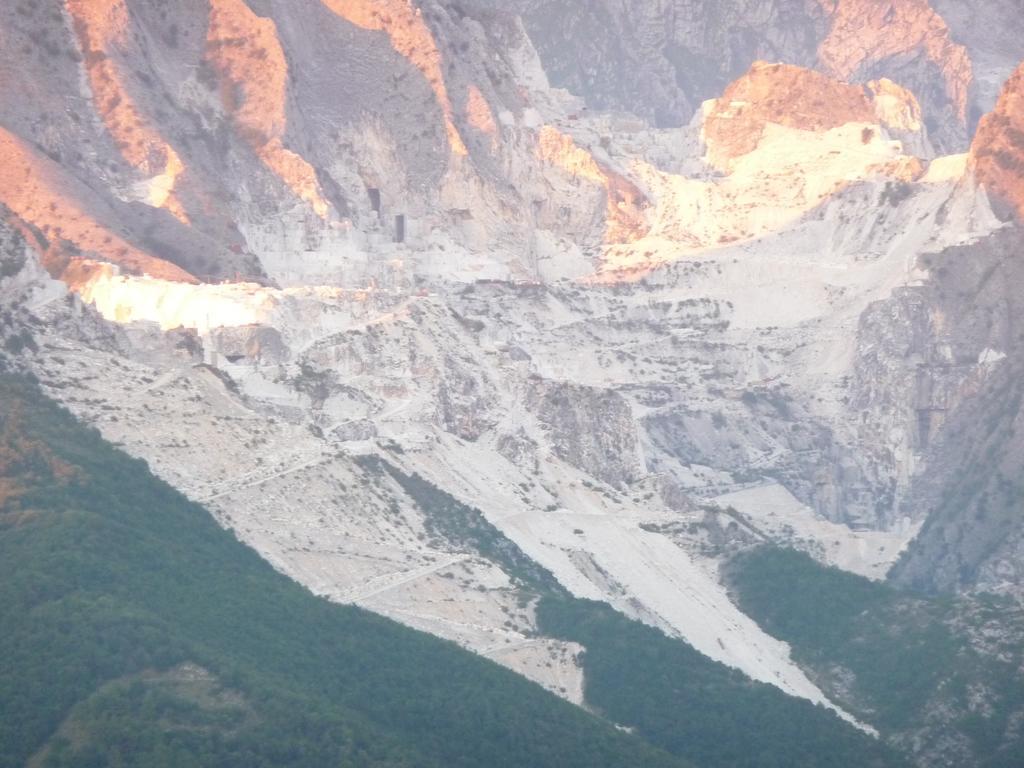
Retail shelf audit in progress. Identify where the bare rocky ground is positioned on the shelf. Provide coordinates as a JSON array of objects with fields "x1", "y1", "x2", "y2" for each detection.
[{"x1": 2, "y1": 0, "x2": 1024, "y2": 746}]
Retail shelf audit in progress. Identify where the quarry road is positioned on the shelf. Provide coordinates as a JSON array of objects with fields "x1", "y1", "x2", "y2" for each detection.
[
  {"x1": 345, "y1": 554, "x2": 470, "y2": 603},
  {"x1": 198, "y1": 455, "x2": 330, "y2": 504}
]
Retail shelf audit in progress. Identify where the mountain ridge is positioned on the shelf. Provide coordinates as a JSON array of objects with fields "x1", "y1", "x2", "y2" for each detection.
[{"x1": 3, "y1": 3, "x2": 1024, "y2": 766}]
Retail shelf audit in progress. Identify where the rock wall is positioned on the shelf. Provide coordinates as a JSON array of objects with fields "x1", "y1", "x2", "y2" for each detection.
[
  {"x1": 499, "y1": 0, "x2": 1024, "y2": 151},
  {"x1": 870, "y1": 227, "x2": 1024, "y2": 595},
  {"x1": 970, "y1": 62, "x2": 1024, "y2": 221}
]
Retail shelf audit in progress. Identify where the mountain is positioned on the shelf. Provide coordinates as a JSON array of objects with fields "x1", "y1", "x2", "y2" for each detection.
[
  {"x1": 3, "y1": 1, "x2": 1024, "y2": 766},
  {"x1": 494, "y1": 0, "x2": 1023, "y2": 150},
  {"x1": 850, "y1": 64, "x2": 1024, "y2": 597},
  {"x1": 883, "y1": 224, "x2": 1024, "y2": 594},
  {"x1": 0, "y1": 372, "x2": 689, "y2": 768},
  {"x1": 727, "y1": 548, "x2": 1024, "y2": 768},
  {"x1": 970, "y1": 61, "x2": 1024, "y2": 221}
]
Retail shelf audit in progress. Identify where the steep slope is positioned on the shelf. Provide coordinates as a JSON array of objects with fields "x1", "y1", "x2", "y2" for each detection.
[
  {"x1": 65, "y1": 0, "x2": 191, "y2": 223},
  {"x1": 970, "y1": 61, "x2": 1024, "y2": 220},
  {"x1": 4, "y1": 3, "x2": 1024, "y2": 767},
  {"x1": 3, "y1": 0, "x2": 1015, "y2": 288},
  {"x1": 0, "y1": 128, "x2": 196, "y2": 285},
  {"x1": 876, "y1": 227, "x2": 1024, "y2": 596},
  {"x1": 205, "y1": 0, "x2": 332, "y2": 219},
  {"x1": 931, "y1": 0, "x2": 1024, "y2": 117},
  {"x1": 12, "y1": 254, "x2": 863, "y2": 716},
  {"x1": 0, "y1": 372, "x2": 688, "y2": 768},
  {"x1": 843, "y1": 63, "x2": 1024, "y2": 590},
  {"x1": 814, "y1": 0, "x2": 974, "y2": 149},
  {"x1": 319, "y1": 0, "x2": 469, "y2": 156},
  {"x1": 0, "y1": 0, "x2": 260, "y2": 283},
  {"x1": 892, "y1": 350, "x2": 1024, "y2": 595},
  {"x1": 4, "y1": 49, "x2": 1007, "y2": 712},
  {"x1": 499, "y1": 0, "x2": 1024, "y2": 151},
  {"x1": 1, "y1": 0, "x2": 587, "y2": 286},
  {"x1": 727, "y1": 548, "x2": 1024, "y2": 768},
  {"x1": 493, "y1": 0, "x2": 822, "y2": 127}
]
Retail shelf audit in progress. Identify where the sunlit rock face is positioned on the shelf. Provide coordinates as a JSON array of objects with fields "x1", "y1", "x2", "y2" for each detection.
[
  {"x1": 703, "y1": 62, "x2": 877, "y2": 170},
  {"x1": 498, "y1": 0, "x2": 1023, "y2": 153},
  {"x1": 814, "y1": 0, "x2": 974, "y2": 150},
  {"x1": 534, "y1": 126, "x2": 649, "y2": 245},
  {"x1": 867, "y1": 78, "x2": 933, "y2": 157},
  {"x1": 206, "y1": 0, "x2": 332, "y2": 220},
  {"x1": 76, "y1": 264, "x2": 275, "y2": 333},
  {"x1": 4, "y1": 0, "x2": 1024, "y2": 728},
  {"x1": 970, "y1": 62, "x2": 1024, "y2": 221},
  {"x1": 2, "y1": 0, "x2": 1020, "y2": 292},
  {"x1": 703, "y1": 62, "x2": 934, "y2": 171},
  {"x1": 0, "y1": 128, "x2": 196, "y2": 285},
  {"x1": 0, "y1": 1, "x2": 522, "y2": 285},
  {"x1": 65, "y1": 0, "x2": 190, "y2": 223},
  {"x1": 597, "y1": 62, "x2": 932, "y2": 278}
]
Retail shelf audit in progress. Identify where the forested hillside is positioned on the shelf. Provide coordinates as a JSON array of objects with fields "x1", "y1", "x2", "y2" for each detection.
[
  {"x1": 0, "y1": 373, "x2": 685, "y2": 768},
  {"x1": 726, "y1": 548, "x2": 1024, "y2": 768}
]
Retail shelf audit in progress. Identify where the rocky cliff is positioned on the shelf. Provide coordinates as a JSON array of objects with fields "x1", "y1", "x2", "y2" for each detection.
[
  {"x1": 970, "y1": 62, "x2": 1024, "y2": 220},
  {"x1": 876, "y1": 227, "x2": 1024, "y2": 595},
  {"x1": 0, "y1": 0, "x2": 644, "y2": 287},
  {"x1": 499, "y1": 0, "x2": 1024, "y2": 152},
  {"x1": 3, "y1": 3, "x2": 1024, "y2": 764}
]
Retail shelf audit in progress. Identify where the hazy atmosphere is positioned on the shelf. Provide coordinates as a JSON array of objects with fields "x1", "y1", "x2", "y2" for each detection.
[{"x1": 2, "y1": 1, "x2": 1024, "y2": 766}]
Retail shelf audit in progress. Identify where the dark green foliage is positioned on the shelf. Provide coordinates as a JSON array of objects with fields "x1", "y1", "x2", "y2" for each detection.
[
  {"x1": 365, "y1": 458, "x2": 915, "y2": 767},
  {"x1": 0, "y1": 374, "x2": 686, "y2": 768},
  {"x1": 727, "y1": 548, "x2": 955, "y2": 728},
  {"x1": 536, "y1": 596, "x2": 904, "y2": 768},
  {"x1": 359, "y1": 456, "x2": 563, "y2": 594},
  {"x1": 726, "y1": 547, "x2": 1024, "y2": 766}
]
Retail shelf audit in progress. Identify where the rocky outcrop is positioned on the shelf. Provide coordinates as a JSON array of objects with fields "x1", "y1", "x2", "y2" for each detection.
[
  {"x1": 0, "y1": 128, "x2": 196, "y2": 285},
  {"x1": 869, "y1": 227, "x2": 1024, "y2": 595},
  {"x1": 815, "y1": 0, "x2": 974, "y2": 150},
  {"x1": 206, "y1": 0, "x2": 332, "y2": 219},
  {"x1": 704, "y1": 63, "x2": 935, "y2": 169},
  {"x1": 502, "y1": 0, "x2": 1022, "y2": 151},
  {"x1": 970, "y1": 62, "x2": 1024, "y2": 221},
  {"x1": 209, "y1": 325, "x2": 289, "y2": 365},
  {"x1": 534, "y1": 126, "x2": 649, "y2": 244},
  {"x1": 65, "y1": 0, "x2": 190, "y2": 223},
  {"x1": 525, "y1": 378, "x2": 639, "y2": 488},
  {"x1": 704, "y1": 62, "x2": 876, "y2": 168},
  {"x1": 436, "y1": 352, "x2": 497, "y2": 441},
  {"x1": 868, "y1": 78, "x2": 932, "y2": 156}
]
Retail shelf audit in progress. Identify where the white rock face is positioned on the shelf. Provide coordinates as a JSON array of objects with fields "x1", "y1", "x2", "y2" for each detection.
[
  {"x1": 713, "y1": 483, "x2": 918, "y2": 580},
  {"x1": 4, "y1": 0, "x2": 1020, "y2": 738},
  {"x1": 18, "y1": 141, "x2": 990, "y2": 719},
  {"x1": 22, "y1": 85, "x2": 1003, "y2": 719}
]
